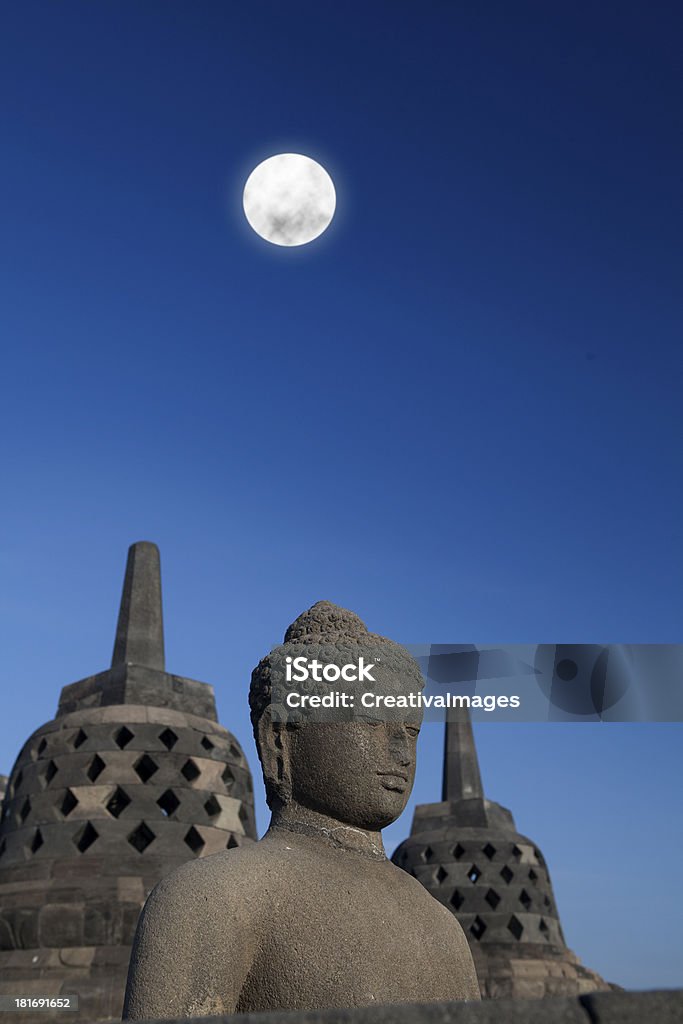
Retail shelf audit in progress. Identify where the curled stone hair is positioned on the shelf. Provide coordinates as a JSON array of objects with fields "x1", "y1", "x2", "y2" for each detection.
[{"x1": 249, "y1": 601, "x2": 424, "y2": 804}]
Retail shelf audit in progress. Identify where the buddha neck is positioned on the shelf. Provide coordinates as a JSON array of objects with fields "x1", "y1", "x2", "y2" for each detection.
[{"x1": 268, "y1": 802, "x2": 387, "y2": 861}]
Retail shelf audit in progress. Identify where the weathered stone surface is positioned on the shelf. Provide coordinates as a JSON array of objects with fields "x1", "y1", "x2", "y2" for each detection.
[
  {"x1": 123, "y1": 602, "x2": 481, "y2": 1019},
  {"x1": 580, "y1": 988, "x2": 683, "y2": 1022},
  {"x1": 0, "y1": 543, "x2": 257, "y2": 1024},
  {"x1": 85, "y1": 989, "x2": 683, "y2": 1023},
  {"x1": 392, "y1": 710, "x2": 614, "y2": 1000}
]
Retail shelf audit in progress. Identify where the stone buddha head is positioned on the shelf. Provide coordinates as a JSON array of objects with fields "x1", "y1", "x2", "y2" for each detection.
[{"x1": 249, "y1": 601, "x2": 425, "y2": 833}]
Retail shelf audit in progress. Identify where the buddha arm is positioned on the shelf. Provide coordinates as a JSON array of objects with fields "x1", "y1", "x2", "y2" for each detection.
[{"x1": 121, "y1": 874, "x2": 251, "y2": 1019}]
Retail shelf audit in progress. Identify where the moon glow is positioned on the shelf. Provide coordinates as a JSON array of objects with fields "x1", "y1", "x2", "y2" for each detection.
[{"x1": 242, "y1": 153, "x2": 336, "y2": 246}]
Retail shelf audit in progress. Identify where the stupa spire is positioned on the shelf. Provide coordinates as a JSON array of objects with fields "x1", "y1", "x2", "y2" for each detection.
[
  {"x1": 442, "y1": 706, "x2": 484, "y2": 803},
  {"x1": 111, "y1": 541, "x2": 165, "y2": 670}
]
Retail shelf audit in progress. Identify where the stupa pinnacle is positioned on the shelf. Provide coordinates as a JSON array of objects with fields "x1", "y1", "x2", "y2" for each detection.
[
  {"x1": 393, "y1": 708, "x2": 614, "y2": 999},
  {"x1": 111, "y1": 541, "x2": 165, "y2": 671},
  {"x1": 442, "y1": 703, "x2": 484, "y2": 804},
  {"x1": 0, "y1": 542, "x2": 257, "y2": 1023}
]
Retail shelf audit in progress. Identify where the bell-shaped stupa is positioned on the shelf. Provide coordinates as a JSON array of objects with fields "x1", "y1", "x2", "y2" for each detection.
[
  {"x1": 392, "y1": 709, "x2": 613, "y2": 999},
  {"x1": 0, "y1": 542, "x2": 257, "y2": 1022}
]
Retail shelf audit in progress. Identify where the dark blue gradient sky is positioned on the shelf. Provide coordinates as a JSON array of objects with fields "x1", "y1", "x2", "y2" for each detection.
[{"x1": 1, "y1": 1, "x2": 681, "y2": 989}]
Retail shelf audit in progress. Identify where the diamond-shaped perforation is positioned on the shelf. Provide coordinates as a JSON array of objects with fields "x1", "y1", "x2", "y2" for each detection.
[
  {"x1": 500, "y1": 865, "x2": 514, "y2": 884},
  {"x1": 512, "y1": 844, "x2": 523, "y2": 859},
  {"x1": 128, "y1": 822, "x2": 156, "y2": 852},
  {"x1": 14, "y1": 769, "x2": 23, "y2": 790},
  {"x1": 229, "y1": 742, "x2": 241, "y2": 760},
  {"x1": 201, "y1": 736, "x2": 215, "y2": 751},
  {"x1": 221, "y1": 765, "x2": 235, "y2": 790},
  {"x1": 37, "y1": 738, "x2": 48, "y2": 756},
  {"x1": 60, "y1": 789, "x2": 78, "y2": 817},
  {"x1": 453, "y1": 843, "x2": 465, "y2": 860},
  {"x1": 159, "y1": 728, "x2": 178, "y2": 750},
  {"x1": 421, "y1": 846, "x2": 435, "y2": 863},
  {"x1": 469, "y1": 915, "x2": 487, "y2": 940},
  {"x1": 181, "y1": 759, "x2": 200, "y2": 783},
  {"x1": 86, "y1": 755, "x2": 105, "y2": 782},
  {"x1": 238, "y1": 803, "x2": 250, "y2": 827},
  {"x1": 157, "y1": 789, "x2": 180, "y2": 816},
  {"x1": 539, "y1": 917, "x2": 549, "y2": 938},
  {"x1": 74, "y1": 821, "x2": 99, "y2": 853},
  {"x1": 528, "y1": 868, "x2": 539, "y2": 882},
  {"x1": 134, "y1": 754, "x2": 158, "y2": 783},
  {"x1": 0, "y1": 838, "x2": 6, "y2": 859},
  {"x1": 450, "y1": 889, "x2": 464, "y2": 910},
  {"x1": 184, "y1": 826, "x2": 205, "y2": 855},
  {"x1": 519, "y1": 888, "x2": 532, "y2": 910},
  {"x1": 482, "y1": 842, "x2": 496, "y2": 860},
  {"x1": 114, "y1": 726, "x2": 134, "y2": 750},
  {"x1": 204, "y1": 795, "x2": 221, "y2": 818},
  {"x1": 45, "y1": 760, "x2": 58, "y2": 785},
  {"x1": 435, "y1": 866, "x2": 448, "y2": 883},
  {"x1": 467, "y1": 864, "x2": 481, "y2": 883},
  {"x1": 485, "y1": 888, "x2": 500, "y2": 909},
  {"x1": 226, "y1": 834, "x2": 239, "y2": 849},
  {"x1": 73, "y1": 728, "x2": 87, "y2": 749},
  {"x1": 106, "y1": 786, "x2": 131, "y2": 819},
  {"x1": 19, "y1": 798, "x2": 31, "y2": 823},
  {"x1": 30, "y1": 828, "x2": 43, "y2": 854},
  {"x1": 508, "y1": 914, "x2": 524, "y2": 940}
]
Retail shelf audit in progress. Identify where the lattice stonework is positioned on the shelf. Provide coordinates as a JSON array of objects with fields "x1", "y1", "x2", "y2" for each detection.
[
  {"x1": 395, "y1": 833, "x2": 564, "y2": 951},
  {"x1": 0, "y1": 542, "x2": 258, "y2": 1024},
  {"x1": 0, "y1": 711, "x2": 255, "y2": 869}
]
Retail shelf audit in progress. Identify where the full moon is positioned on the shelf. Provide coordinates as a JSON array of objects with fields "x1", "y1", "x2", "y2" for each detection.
[{"x1": 242, "y1": 153, "x2": 336, "y2": 247}]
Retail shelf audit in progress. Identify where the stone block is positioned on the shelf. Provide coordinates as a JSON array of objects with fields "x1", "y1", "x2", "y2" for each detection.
[
  {"x1": 39, "y1": 903, "x2": 85, "y2": 947},
  {"x1": 117, "y1": 876, "x2": 145, "y2": 903},
  {"x1": 58, "y1": 946, "x2": 95, "y2": 968},
  {"x1": 581, "y1": 989, "x2": 683, "y2": 1023}
]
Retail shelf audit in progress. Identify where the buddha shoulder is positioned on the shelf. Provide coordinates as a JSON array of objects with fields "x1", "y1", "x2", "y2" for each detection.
[
  {"x1": 389, "y1": 863, "x2": 472, "y2": 933},
  {"x1": 141, "y1": 844, "x2": 276, "y2": 928}
]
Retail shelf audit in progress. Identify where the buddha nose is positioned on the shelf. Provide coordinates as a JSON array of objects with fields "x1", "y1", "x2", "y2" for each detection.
[{"x1": 388, "y1": 728, "x2": 412, "y2": 767}]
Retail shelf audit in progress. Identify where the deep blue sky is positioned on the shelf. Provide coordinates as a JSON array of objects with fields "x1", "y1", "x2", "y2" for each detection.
[{"x1": 1, "y1": 0, "x2": 681, "y2": 991}]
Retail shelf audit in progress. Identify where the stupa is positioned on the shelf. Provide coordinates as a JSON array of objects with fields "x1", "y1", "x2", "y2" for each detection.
[
  {"x1": 0, "y1": 542, "x2": 257, "y2": 1022},
  {"x1": 392, "y1": 709, "x2": 613, "y2": 999}
]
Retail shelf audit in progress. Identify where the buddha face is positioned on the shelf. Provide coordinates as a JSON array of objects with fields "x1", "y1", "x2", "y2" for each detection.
[{"x1": 283, "y1": 718, "x2": 420, "y2": 831}]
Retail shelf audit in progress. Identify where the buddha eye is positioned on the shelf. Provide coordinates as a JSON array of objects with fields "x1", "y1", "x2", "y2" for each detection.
[{"x1": 405, "y1": 726, "x2": 420, "y2": 738}]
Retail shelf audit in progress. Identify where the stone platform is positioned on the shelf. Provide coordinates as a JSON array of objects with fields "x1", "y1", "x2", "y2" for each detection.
[{"x1": 86, "y1": 989, "x2": 683, "y2": 1023}]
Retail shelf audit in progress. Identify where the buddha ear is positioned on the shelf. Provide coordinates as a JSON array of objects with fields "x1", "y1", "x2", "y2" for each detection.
[{"x1": 257, "y1": 709, "x2": 293, "y2": 806}]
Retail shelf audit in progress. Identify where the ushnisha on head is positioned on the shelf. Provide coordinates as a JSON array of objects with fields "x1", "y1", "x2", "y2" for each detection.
[{"x1": 249, "y1": 601, "x2": 425, "y2": 833}]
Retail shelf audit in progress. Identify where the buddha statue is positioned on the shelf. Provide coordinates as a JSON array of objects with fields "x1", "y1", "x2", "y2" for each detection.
[{"x1": 122, "y1": 602, "x2": 480, "y2": 1018}]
